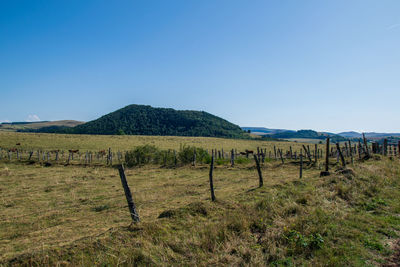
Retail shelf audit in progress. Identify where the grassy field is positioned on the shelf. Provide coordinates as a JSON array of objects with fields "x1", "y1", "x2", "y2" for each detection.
[
  {"x1": 0, "y1": 132, "x2": 308, "y2": 152},
  {"x1": 1, "y1": 132, "x2": 400, "y2": 266}
]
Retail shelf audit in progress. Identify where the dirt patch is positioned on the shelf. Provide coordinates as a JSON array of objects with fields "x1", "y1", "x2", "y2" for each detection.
[{"x1": 383, "y1": 239, "x2": 400, "y2": 266}]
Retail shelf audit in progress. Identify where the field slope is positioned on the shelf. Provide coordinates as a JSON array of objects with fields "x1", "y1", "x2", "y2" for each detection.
[{"x1": 1, "y1": 133, "x2": 400, "y2": 266}]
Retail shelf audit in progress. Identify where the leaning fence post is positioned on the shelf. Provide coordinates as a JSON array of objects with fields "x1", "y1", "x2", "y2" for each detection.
[
  {"x1": 117, "y1": 164, "x2": 140, "y2": 222},
  {"x1": 278, "y1": 149, "x2": 284, "y2": 164},
  {"x1": 209, "y1": 155, "x2": 216, "y2": 201},
  {"x1": 302, "y1": 145, "x2": 312, "y2": 163},
  {"x1": 253, "y1": 154, "x2": 264, "y2": 187},
  {"x1": 336, "y1": 143, "x2": 346, "y2": 168}
]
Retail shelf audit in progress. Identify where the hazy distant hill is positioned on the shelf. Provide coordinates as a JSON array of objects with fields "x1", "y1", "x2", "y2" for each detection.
[
  {"x1": 33, "y1": 105, "x2": 247, "y2": 138},
  {"x1": 338, "y1": 132, "x2": 400, "y2": 138},
  {"x1": 241, "y1": 127, "x2": 294, "y2": 135},
  {"x1": 0, "y1": 120, "x2": 84, "y2": 132},
  {"x1": 266, "y1": 130, "x2": 347, "y2": 142}
]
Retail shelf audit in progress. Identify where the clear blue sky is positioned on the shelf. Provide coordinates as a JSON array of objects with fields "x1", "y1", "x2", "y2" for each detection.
[{"x1": 1, "y1": 0, "x2": 399, "y2": 133}]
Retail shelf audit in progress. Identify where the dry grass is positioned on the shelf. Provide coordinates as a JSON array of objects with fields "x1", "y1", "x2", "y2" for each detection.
[
  {"x1": 0, "y1": 132, "x2": 399, "y2": 266},
  {"x1": 0, "y1": 160, "x2": 307, "y2": 262},
  {"x1": 0, "y1": 132, "x2": 308, "y2": 152}
]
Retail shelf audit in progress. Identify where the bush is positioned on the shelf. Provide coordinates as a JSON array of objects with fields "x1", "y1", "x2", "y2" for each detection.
[
  {"x1": 125, "y1": 145, "x2": 210, "y2": 167},
  {"x1": 178, "y1": 145, "x2": 210, "y2": 165},
  {"x1": 125, "y1": 145, "x2": 161, "y2": 167}
]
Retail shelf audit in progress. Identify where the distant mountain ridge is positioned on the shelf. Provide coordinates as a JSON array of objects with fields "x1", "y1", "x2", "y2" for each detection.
[
  {"x1": 0, "y1": 120, "x2": 84, "y2": 132},
  {"x1": 244, "y1": 126, "x2": 400, "y2": 142},
  {"x1": 241, "y1": 127, "x2": 294, "y2": 135},
  {"x1": 28, "y1": 105, "x2": 247, "y2": 138},
  {"x1": 338, "y1": 132, "x2": 400, "y2": 138}
]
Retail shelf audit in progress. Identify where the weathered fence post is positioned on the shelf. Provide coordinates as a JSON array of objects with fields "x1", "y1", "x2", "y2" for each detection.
[
  {"x1": 320, "y1": 137, "x2": 330, "y2": 176},
  {"x1": 336, "y1": 143, "x2": 346, "y2": 168},
  {"x1": 299, "y1": 153, "x2": 303, "y2": 178},
  {"x1": 230, "y1": 149, "x2": 235, "y2": 167},
  {"x1": 253, "y1": 154, "x2": 263, "y2": 187},
  {"x1": 279, "y1": 149, "x2": 284, "y2": 164},
  {"x1": 383, "y1": 139, "x2": 388, "y2": 156},
  {"x1": 302, "y1": 145, "x2": 312, "y2": 163},
  {"x1": 314, "y1": 144, "x2": 318, "y2": 163},
  {"x1": 209, "y1": 155, "x2": 216, "y2": 201},
  {"x1": 362, "y1": 133, "x2": 370, "y2": 157},
  {"x1": 117, "y1": 164, "x2": 140, "y2": 222}
]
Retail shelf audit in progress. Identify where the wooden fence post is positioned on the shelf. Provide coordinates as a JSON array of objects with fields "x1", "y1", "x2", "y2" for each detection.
[
  {"x1": 314, "y1": 144, "x2": 318, "y2": 163},
  {"x1": 117, "y1": 164, "x2": 140, "y2": 222},
  {"x1": 336, "y1": 143, "x2": 346, "y2": 168},
  {"x1": 383, "y1": 139, "x2": 388, "y2": 156},
  {"x1": 299, "y1": 153, "x2": 303, "y2": 178},
  {"x1": 279, "y1": 149, "x2": 284, "y2": 164},
  {"x1": 230, "y1": 149, "x2": 235, "y2": 167},
  {"x1": 209, "y1": 155, "x2": 216, "y2": 201},
  {"x1": 324, "y1": 137, "x2": 330, "y2": 174},
  {"x1": 362, "y1": 133, "x2": 370, "y2": 157},
  {"x1": 302, "y1": 145, "x2": 312, "y2": 163},
  {"x1": 253, "y1": 154, "x2": 263, "y2": 187}
]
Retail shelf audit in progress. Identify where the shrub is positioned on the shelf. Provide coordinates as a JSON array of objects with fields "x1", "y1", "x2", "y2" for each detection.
[
  {"x1": 178, "y1": 145, "x2": 210, "y2": 165},
  {"x1": 125, "y1": 145, "x2": 161, "y2": 167}
]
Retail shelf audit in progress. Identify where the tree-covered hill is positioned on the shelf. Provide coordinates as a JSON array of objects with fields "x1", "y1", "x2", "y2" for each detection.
[{"x1": 32, "y1": 105, "x2": 247, "y2": 138}]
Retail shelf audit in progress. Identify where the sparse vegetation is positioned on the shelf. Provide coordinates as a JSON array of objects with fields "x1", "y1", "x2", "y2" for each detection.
[{"x1": 0, "y1": 132, "x2": 400, "y2": 266}]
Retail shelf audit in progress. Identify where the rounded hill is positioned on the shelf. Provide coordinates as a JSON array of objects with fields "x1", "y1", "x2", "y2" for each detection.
[{"x1": 71, "y1": 105, "x2": 246, "y2": 138}]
